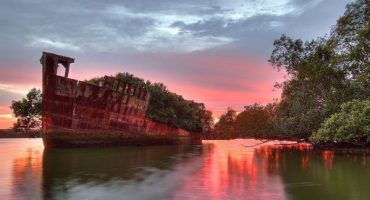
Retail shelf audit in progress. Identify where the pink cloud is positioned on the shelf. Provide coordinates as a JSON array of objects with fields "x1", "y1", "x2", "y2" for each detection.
[
  {"x1": 0, "y1": 118, "x2": 14, "y2": 129},
  {"x1": 0, "y1": 106, "x2": 15, "y2": 129},
  {"x1": 0, "y1": 106, "x2": 11, "y2": 115},
  {"x1": 0, "y1": 67, "x2": 41, "y2": 86}
]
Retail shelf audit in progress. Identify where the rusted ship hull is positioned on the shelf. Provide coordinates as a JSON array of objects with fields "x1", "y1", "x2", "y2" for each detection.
[
  {"x1": 43, "y1": 130, "x2": 200, "y2": 148},
  {"x1": 41, "y1": 52, "x2": 201, "y2": 148}
]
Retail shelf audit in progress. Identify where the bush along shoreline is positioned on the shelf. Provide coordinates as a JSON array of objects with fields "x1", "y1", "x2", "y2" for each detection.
[{"x1": 310, "y1": 100, "x2": 370, "y2": 148}]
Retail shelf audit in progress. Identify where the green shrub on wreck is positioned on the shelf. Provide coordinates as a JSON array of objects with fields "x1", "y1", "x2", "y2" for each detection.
[
  {"x1": 310, "y1": 100, "x2": 370, "y2": 145},
  {"x1": 89, "y1": 72, "x2": 213, "y2": 133}
]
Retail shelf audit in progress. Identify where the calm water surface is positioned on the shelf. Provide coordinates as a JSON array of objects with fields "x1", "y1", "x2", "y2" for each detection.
[{"x1": 0, "y1": 138, "x2": 369, "y2": 200}]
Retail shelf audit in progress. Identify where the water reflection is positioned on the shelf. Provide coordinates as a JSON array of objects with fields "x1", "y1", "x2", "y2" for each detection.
[
  {"x1": 173, "y1": 140, "x2": 290, "y2": 200},
  {"x1": 12, "y1": 147, "x2": 43, "y2": 200},
  {"x1": 42, "y1": 145, "x2": 202, "y2": 200},
  {"x1": 1, "y1": 139, "x2": 370, "y2": 200},
  {"x1": 0, "y1": 139, "x2": 43, "y2": 200},
  {"x1": 252, "y1": 142, "x2": 370, "y2": 200}
]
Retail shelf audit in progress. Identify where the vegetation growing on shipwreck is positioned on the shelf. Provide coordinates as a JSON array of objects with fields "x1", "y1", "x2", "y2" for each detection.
[{"x1": 88, "y1": 72, "x2": 214, "y2": 134}]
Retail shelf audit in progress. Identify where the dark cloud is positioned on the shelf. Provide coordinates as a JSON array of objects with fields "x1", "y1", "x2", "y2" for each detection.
[{"x1": 0, "y1": 0, "x2": 353, "y2": 56}]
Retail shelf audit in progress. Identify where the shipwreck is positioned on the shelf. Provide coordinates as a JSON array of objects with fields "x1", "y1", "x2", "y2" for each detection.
[{"x1": 41, "y1": 52, "x2": 201, "y2": 148}]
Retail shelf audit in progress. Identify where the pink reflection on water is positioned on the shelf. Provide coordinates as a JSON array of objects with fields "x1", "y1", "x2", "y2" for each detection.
[
  {"x1": 322, "y1": 150, "x2": 334, "y2": 169},
  {"x1": 12, "y1": 147, "x2": 43, "y2": 199},
  {"x1": 172, "y1": 139, "x2": 311, "y2": 200},
  {"x1": 0, "y1": 139, "x2": 44, "y2": 200},
  {"x1": 1, "y1": 138, "x2": 317, "y2": 200},
  {"x1": 301, "y1": 155, "x2": 310, "y2": 169}
]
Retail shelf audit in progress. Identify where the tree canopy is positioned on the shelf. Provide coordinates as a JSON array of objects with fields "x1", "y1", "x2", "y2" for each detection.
[
  {"x1": 213, "y1": 108, "x2": 238, "y2": 139},
  {"x1": 10, "y1": 88, "x2": 42, "y2": 135},
  {"x1": 269, "y1": 0, "x2": 370, "y2": 140},
  {"x1": 212, "y1": 0, "x2": 370, "y2": 143},
  {"x1": 236, "y1": 103, "x2": 276, "y2": 138}
]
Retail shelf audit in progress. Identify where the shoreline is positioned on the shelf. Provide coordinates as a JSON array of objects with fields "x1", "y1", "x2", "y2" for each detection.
[
  {"x1": 203, "y1": 136, "x2": 370, "y2": 154},
  {"x1": 0, "y1": 129, "x2": 41, "y2": 138},
  {"x1": 1, "y1": 134, "x2": 369, "y2": 154}
]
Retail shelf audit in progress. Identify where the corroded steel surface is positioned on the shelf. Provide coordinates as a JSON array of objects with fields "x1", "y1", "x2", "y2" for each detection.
[{"x1": 40, "y1": 52, "x2": 199, "y2": 148}]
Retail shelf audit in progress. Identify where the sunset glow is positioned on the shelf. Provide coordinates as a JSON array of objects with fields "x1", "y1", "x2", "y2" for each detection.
[
  {"x1": 0, "y1": 1, "x2": 369, "y2": 200},
  {"x1": 0, "y1": 0, "x2": 352, "y2": 128}
]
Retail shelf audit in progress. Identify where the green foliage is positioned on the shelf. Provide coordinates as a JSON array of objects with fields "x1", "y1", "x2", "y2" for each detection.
[
  {"x1": 90, "y1": 73, "x2": 213, "y2": 133},
  {"x1": 269, "y1": 0, "x2": 370, "y2": 139},
  {"x1": 332, "y1": 0, "x2": 370, "y2": 99},
  {"x1": 212, "y1": 104, "x2": 277, "y2": 139},
  {"x1": 310, "y1": 100, "x2": 370, "y2": 144},
  {"x1": 214, "y1": 108, "x2": 238, "y2": 139},
  {"x1": 235, "y1": 103, "x2": 276, "y2": 138},
  {"x1": 270, "y1": 36, "x2": 344, "y2": 138},
  {"x1": 10, "y1": 88, "x2": 42, "y2": 135},
  {"x1": 146, "y1": 82, "x2": 211, "y2": 133}
]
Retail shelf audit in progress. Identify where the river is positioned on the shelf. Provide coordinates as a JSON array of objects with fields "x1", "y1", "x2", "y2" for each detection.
[{"x1": 0, "y1": 138, "x2": 369, "y2": 200}]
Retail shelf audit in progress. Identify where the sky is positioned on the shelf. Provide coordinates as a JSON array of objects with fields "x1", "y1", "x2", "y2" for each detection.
[{"x1": 0, "y1": 0, "x2": 354, "y2": 128}]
